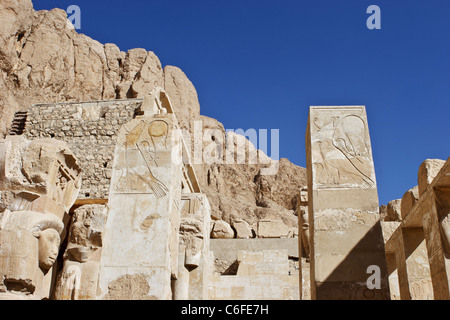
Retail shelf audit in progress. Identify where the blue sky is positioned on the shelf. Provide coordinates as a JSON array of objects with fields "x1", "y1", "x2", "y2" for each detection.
[{"x1": 33, "y1": 0, "x2": 449, "y2": 205}]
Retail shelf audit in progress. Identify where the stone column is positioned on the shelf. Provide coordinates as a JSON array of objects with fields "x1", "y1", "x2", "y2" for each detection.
[
  {"x1": 396, "y1": 228, "x2": 433, "y2": 300},
  {"x1": 393, "y1": 230, "x2": 410, "y2": 300},
  {"x1": 54, "y1": 204, "x2": 108, "y2": 300},
  {"x1": 172, "y1": 245, "x2": 189, "y2": 300},
  {"x1": 296, "y1": 186, "x2": 310, "y2": 300},
  {"x1": 385, "y1": 253, "x2": 400, "y2": 300},
  {"x1": 305, "y1": 106, "x2": 389, "y2": 300},
  {"x1": 0, "y1": 136, "x2": 81, "y2": 300},
  {"x1": 97, "y1": 113, "x2": 183, "y2": 300},
  {"x1": 422, "y1": 193, "x2": 450, "y2": 300},
  {"x1": 173, "y1": 193, "x2": 211, "y2": 300}
]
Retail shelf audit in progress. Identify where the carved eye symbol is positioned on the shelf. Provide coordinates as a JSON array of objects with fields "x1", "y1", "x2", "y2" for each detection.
[{"x1": 148, "y1": 121, "x2": 168, "y2": 137}]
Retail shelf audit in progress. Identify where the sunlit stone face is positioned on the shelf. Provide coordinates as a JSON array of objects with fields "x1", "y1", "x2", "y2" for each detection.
[{"x1": 38, "y1": 228, "x2": 60, "y2": 271}]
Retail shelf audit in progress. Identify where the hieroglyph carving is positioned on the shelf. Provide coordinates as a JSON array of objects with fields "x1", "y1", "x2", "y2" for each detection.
[
  {"x1": 310, "y1": 107, "x2": 376, "y2": 189},
  {"x1": 97, "y1": 114, "x2": 182, "y2": 300},
  {"x1": 114, "y1": 119, "x2": 170, "y2": 196}
]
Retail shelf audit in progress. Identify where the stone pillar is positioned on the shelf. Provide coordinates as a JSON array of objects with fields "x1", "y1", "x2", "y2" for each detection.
[
  {"x1": 172, "y1": 245, "x2": 189, "y2": 300},
  {"x1": 305, "y1": 106, "x2": 389, "y2": 300},
  {"x1": 97, "y1": 113, "x2": 183, "y2": 300},
  {"x1": 296, "y1": 186, "x2": 310, "y2": 300},
  {"x1": 393, "y1": 230, "x2": 410, "y2": 300},
  {"x1": 422, "y1": 193, "x2": 450, "y2": 300},
  {"x1": 0, "y1": 136, "x2": 81, "y2": 300},
  {"x1": 400, "y1": 228, "x2": 433, "y2": 300},
  {"x1": 385, "y1": 253, "x2": 400, "y2": 300},
  {"x1": 173, "y1": 193, "x2": 211, "y2": 300},
  {"x1": 54, "y1": 204, "x2": 108, "y2": 300}
]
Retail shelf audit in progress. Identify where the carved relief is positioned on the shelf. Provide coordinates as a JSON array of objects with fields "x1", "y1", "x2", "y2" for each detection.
[
  {"x1": 0, "y1": 137, "x2": 81, "y2": 300},
  {"x1": 312, "y1": 112, "x2": 375, "y2": 188},
  {"x1": 114, "y1": 120, "x2": 170, "y2": 197},
  {"x1": 173, "y1": 194, "x2": 210, "y2": 300},
  {"x1": 0, "y1": 210, "x2": 65, "y2": 299},
  {"x1": 0, "y1": 137, "x2": 82, "y2": 218},
  {"x1": 54, "y1": 204, "x2": 107, "y2": 300},
  {"x1": 179, "y1": 195, "x2": 205, "y2": 269}
]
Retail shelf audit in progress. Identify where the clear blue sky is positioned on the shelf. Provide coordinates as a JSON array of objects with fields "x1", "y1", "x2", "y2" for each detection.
[{"x1": 33, "y1": 0, "x2": 450, "y2": 205}]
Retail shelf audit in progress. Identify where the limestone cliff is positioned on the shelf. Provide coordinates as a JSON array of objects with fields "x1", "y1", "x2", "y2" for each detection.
[{"x1": 0, "y1": 0, "x2": 307, "y2": 230}]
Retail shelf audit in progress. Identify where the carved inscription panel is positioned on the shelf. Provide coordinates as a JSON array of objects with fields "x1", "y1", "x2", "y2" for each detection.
[
  {"x1": 112, "y1": 119, "x2": 174, "y2": 196},
  {"x1": 309, "y1": 106, "x2": 377, "y2": 189}
]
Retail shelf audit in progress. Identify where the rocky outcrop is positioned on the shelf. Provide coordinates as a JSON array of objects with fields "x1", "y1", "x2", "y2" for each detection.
[
  {"x1": 0, "y1": 1, "x2": 163, "y2": 136},
  {"x1": 0, "y1": 0, "x2": 307, "y2": 230}
]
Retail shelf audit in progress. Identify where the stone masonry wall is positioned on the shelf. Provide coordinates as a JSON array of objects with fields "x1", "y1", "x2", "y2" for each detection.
[{"x1": 23, "y1": 99, "x2": 143, "y2": 199}]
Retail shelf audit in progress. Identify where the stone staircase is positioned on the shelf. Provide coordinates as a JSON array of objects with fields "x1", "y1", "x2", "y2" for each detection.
[{"x1": 8, "y1": 111, "x2": 28, "y2": 135}]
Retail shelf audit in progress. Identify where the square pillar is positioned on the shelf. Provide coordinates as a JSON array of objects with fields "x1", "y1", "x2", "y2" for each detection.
[
  {"x1": 97, "y1": 114, "x2": 183, "y2": 300},
  {"x1": 422, "y1": 193, "x2": 450, "y2": 300},
  {"x1": 306, "y1": 106, "x2": 389, "y2": 300},
  {"x1": 395, "y1": 228, "x2": 433, "y2": 300}
]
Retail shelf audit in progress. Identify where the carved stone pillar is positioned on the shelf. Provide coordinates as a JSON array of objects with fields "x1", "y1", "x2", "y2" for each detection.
[
  {"x1": 173, "y1": 193, "x2": 211, "y2": 300},
  {"x1": 305, "y1": 106, "x2": 389, "y2": 300},
  {"x1": 422, "y1": 192, "x2": 450, "y2": 299},
  {"x1": 54, "y1": 204, "x2": 107, "y2": 300},
  {"x1": 97, "y1": 111, "x2": 183, "y2": 300},
  {"x1": 0, "y1": 136, "x2": 81, "y2": 299}
]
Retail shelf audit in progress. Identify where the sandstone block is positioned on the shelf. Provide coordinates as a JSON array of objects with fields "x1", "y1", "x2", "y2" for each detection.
[
  {"x1": 401, "y1": 186, "x2": 419, "y2": 219},
  {"x1": 257, "y1": 219, "x2": 289, "y2": 238},
  {"x1": 231, "y1": 220, "x2": 253, "y2": 239},
  {"x1": 386, "y1": 199, "x2": 402, "y2": 222},
  {"x1": 418, "y1": 159, "x2": 446, "y2": 197},
  {"x1": 211, "y1": 220, "x2": 235, "y2": 239}
]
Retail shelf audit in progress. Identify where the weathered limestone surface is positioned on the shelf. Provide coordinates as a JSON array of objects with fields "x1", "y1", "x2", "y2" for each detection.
[
  {"x1": 232, "y1": 219, "x2": 253, "y2": 239},
  {"x1": 211, "y1": 220, "x2": 235, "y2": 239},
  {"x1": 0, "y1": 0, "x2": 164, "y2": 137},
  {"x1": 399, "y1": 228, "x2": 433, "y2": 300},
  {"x1": 257, "y1": 219, "x2": 290, "y2": 238},
  {"x1": 401, "y1": 186, "x2": 419, "y2": 220},
  {"x1": 54, "y1": 204, "x2": 107, "y2": 300},
  {"x1": 24, "y1": 100, "x2": 139, "y2": 199},
  {"x1": 383, "y1": 158, "x2": 450, "y2": 301},
  {"x1": 306, "y1": 106, "x2": 389, "y2": 300},
  {"x1": 0, "y1": 136, "x2": 81, "y2": 300},
  {"x1": 97, "y1": 111, "x2": 183, "y2": 300},
  {"x1": 208, "y1": 250, "x2": 299, "y2": 300},
  {"x1": 418, "y1": 159, "x2": 446, "y2": 197},
  {"x1": 0, "y1": 0, "x2": 308, "y2": 235},
  {"x1": 386, "y1": 199, "x2": 402, "y2": 222},
  {"x1": 173, "y1": 193, "x2": 211, "y2": 300}
]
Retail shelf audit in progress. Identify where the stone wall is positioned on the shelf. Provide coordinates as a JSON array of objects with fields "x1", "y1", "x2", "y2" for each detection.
[
  {"x1": 208, "y1": 250, "x2": 299, "y2": 300},
  {"x1": 23, "y1": 99, "x2": 142, "y2": 199},
  {"x1": 210, "y1": 238, "x2": 299, "y2": 263}
]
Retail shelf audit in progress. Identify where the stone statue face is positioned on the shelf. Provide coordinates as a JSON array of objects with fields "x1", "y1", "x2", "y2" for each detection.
[{"x1": 38, "y1": 228, "x2": 61, "y2": 271}]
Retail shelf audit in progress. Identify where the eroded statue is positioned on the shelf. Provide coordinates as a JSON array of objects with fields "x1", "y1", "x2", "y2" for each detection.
[
  {"x1": 54, "y1": 204, "x2": 107, "y2": 300},
  {"x1": 0, "y1": 136, "x2": 81, "y2": 299}
]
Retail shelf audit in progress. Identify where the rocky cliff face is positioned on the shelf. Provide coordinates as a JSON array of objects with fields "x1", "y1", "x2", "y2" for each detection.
[{"x1": 0, "y1": 0, "x2": 307, "y2": 231}]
